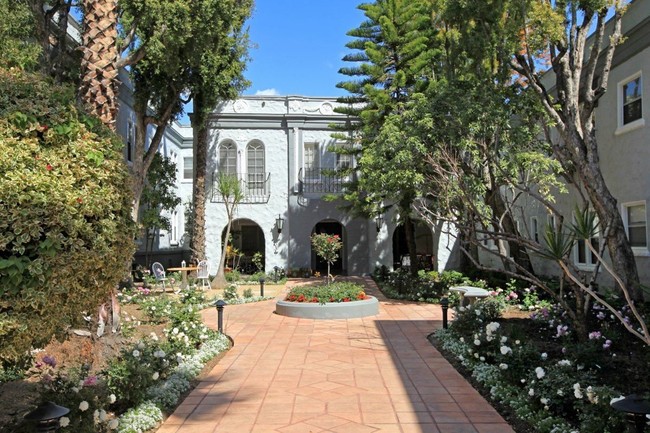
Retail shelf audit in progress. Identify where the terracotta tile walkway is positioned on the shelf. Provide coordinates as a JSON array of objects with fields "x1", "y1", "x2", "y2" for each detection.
[{"x1": 157, "y1": 277, "x2": 514, "y2": 433}]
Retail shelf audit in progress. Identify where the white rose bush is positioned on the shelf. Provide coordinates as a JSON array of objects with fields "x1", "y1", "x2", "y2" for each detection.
[{"x1": 435, "y1": 298, "x2": 629, "y2": 433}]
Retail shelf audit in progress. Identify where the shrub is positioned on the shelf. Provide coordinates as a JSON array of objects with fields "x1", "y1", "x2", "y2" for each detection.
[
  {"x1": 223, "y1": 284, "x2": 238, "y2": 301},
  {"x1": 242, "y1": 288, "x2": 253, "y2": 298},
  {"x1": 0, "y1": 68, "x2": 135, "y2": 365}
]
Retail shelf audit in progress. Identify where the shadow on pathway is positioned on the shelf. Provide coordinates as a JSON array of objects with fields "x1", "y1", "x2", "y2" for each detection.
[{"x1": 157, "y1": 277, "x2": 514, "y2": 433}]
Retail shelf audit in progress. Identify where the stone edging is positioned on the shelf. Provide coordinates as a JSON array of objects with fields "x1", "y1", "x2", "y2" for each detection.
[{"x1": 275, "y1": 296, "x2": 379, "y2": 319}]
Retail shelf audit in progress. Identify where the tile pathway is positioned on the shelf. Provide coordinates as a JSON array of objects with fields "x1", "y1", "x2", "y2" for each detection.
[{"x1": 157, "y1": 277, "x2": 514, "y2": 433}]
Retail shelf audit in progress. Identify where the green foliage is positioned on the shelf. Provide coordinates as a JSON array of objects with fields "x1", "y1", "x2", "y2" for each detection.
[
  {"x1": 141, "y1": 153, "x2": 181, "y2": 234},
  {"x1": 140, "y1": 296, "x2": 175, "y2": 324},
  {"x1": 0, "y1": 68, "x2": 135, "y2": 365},
  {"x1": 222, "y1": 284, "x2": 238, "y2": 301},
  {"x1": 251, "y1": 252, "x2": 264, "y2": 273},
  {"x1": 311, "y1": 233, "x2": 343, "y2": 266},
  {"x1": 242, "y1": 288, "x2": 253, "y2": 298},
  {"x1": 285, "y1": 282, "x2": 367, "y2": 304},
  {"x1": 0, "y1": 0, "x2": 41, "y2": 70}
]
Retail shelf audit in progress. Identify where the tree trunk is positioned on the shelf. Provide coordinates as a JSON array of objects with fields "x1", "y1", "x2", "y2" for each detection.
[
  {"x1": 567, "y1": 128, "x2": 641, "y2": 300},
  {"x1": 486, "y1": 188, "x2": 535, "y2": 275},
  {"x1": 79, "y1": 0, "x2": 119, "y2": 129},
  {"x1": 211, "y1": 222, "x2": 231, "y2": 290},
  {"x1": 190, "y1": 97, "x2": 208, "y2": 263}
]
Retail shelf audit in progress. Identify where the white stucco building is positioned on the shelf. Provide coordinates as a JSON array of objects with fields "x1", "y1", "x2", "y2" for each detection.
[{"x1": 150, "y1": 95, "x2": 460, "y2": 275}]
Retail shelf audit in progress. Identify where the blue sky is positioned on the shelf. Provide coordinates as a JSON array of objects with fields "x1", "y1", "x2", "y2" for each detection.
[{"x1": 242, "y1": 0, "x2": 366, "y2": 97}]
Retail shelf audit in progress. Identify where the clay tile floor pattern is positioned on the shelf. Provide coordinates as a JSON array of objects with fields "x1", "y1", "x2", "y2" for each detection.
[{"x1": 157, "y1": 277, "x2": 514, "y2": 433}]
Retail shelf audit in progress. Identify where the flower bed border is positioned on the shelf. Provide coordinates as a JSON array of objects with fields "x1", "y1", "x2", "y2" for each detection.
[{"x1": 275, "y1": 296, "x2": 379, "y2": 319}]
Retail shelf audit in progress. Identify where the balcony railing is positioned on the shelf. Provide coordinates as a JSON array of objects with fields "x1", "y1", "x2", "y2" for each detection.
[
  {"x1": 298, "y1": 167, "x2": 350, "y2": 194},
  {"x1": 211, "y1": 172, "x2": 271, "y2": 204}
]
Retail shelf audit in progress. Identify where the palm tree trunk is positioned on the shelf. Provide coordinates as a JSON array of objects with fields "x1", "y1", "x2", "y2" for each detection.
[
  {"x1": 79, "y1": 0, "x2": 119, "y2": 129},
  {"x1": 191, "y1": 96, "x2": 208, "y2": 263}
]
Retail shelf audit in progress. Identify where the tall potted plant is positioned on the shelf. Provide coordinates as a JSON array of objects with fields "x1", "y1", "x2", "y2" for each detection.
[{"x1": 311, "y1": 233, "x2": 342, "y2": 285}]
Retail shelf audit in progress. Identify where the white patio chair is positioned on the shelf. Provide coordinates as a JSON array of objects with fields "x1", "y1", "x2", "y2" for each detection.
[
  {"x1": 197, "y1": 260, "x2": 210, "y2": 289},
  {"x1": 151, "y1": 262, "x2": 168, "y2": 291}
]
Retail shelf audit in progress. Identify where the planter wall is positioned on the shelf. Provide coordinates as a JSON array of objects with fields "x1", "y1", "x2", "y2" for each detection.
[{"x1": 275, "y1": 296, "x2": 379, "y2": 319}]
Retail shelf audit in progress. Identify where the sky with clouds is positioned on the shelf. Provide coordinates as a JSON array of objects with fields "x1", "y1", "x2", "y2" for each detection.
[{"x1": 243, "y1": 0, "x2": 366, "y2": 97}]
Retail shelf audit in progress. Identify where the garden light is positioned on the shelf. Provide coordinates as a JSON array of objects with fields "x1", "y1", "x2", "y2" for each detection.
[
  {"x1": 440, "y1": 297, "x2": 449, "y2": 329},
  {"x1": 610, "y1": 393, "x2": 650, "y2": 433},
  {"x1": 259, "y1": 277, "x2": 265, "y2": 297},
  {"x1": 24, "y1": 401, "x2": 70, "y2": 432},
  {"x1": 216, "y1": 300, "x2": 227, "y2": 333}
]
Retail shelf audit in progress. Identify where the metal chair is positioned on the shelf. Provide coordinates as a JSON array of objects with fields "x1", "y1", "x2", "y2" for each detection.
[
  {"x1": 197, "y1": 260, "x2": 210, "y2": 289},
  {"x1": 151, "y1": 262, "x2": 168, "y2": 291}
]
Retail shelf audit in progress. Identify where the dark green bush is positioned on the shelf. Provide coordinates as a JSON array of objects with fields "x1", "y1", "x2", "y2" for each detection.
[
  {"x1": 285, "y1": 282, "x2": 367, "y2": 303},
  {"x1": 0, "y1": 68, "x2": 135, "y2": 365}
]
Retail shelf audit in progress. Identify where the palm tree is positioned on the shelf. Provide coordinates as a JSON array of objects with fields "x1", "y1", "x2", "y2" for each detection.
[{"x1": 78, "y1": 0, "x2": 119, "y2": 129}]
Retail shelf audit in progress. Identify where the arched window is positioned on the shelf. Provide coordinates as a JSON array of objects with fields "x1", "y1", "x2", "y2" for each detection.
[
  {"x1": 219, "y1": 141, "x2": 237, "y2": 174},
  {"x1": 247, "y1": 141, "x2": 265, "y2": 192}
]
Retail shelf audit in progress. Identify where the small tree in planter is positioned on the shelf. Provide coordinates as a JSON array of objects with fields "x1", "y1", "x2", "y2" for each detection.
[{"x1": 311, "y1": 233, "x2": 342, "y2": 285}]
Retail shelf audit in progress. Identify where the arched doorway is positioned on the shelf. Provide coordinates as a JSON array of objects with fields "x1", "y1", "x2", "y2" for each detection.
[
  {"x1": 311, "y1": 220, "x2": 346, "y2": 275},
  {"x1": 221, "y1": 218, "x2": 265, "y2": 274},
  {"x1": 392, "y1": 221, "x2": 434, "y2": 271}
]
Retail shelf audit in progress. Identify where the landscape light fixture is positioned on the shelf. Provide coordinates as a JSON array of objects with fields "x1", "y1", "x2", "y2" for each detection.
[
  {"x1": 276, "y1": 215, "x2": 285, "y2": 234},
  {"x1": 375, "y1": 215, "x2": 384, "y2": 233},
  {"x1": 24, "y1": 401, "x2": 70, "y2": 432}
]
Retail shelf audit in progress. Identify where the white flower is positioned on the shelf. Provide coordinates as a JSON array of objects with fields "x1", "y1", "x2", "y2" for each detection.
[
  {"x1": 71, "y1": 387, "x2": 79, "y2": 393},
  {"x1": 541, "y1": 352, "x2": 548, "y2": 360},
  {"x1": 557, "y1": 359, "x2": 571, "y2": 367},
  {"x1": 150, "y1": 332, "x2": 159, "y2": 341},
  {"x1": 540, "y1": 398, "x2": 549, "y2": 405},
  {"x1": 474, "y1": 339, "x2": 481, "y2": 346},
  {"x1": 474, "y1": 352, "x2": 479, "y2": 358},
  {"x1": 529, "y1": 388, "x2": 535, "y2": 396},
  {"x1": 59, "y1": 417, "x2": 70, "y2": 427},
  {"x1": 108, "y1": 394, "x2": 117, "y2": 404},
  {"x1": 535, "y1": 367, "x2": 546, "y2": 379},
  {"x1": 573, "y1": 383, "x2": 583, "y2": 399},
  {"x1": 93, "y1": 409, "x2": 100, "y2": 424},
  {"x1": 172, "y1": 327, "x2": 179, "y2": 335},
  {"x1": 79, "y1": 401, "x2": 89, "y2": 411},
  {"x1": 99, "y1": 410, "x2": 107, "y2": 421},
  {"x1": 500, "y1": 345, "x2": 512, "y2": 355},
  {"x1": 108, "y1": 419, "x2": 119, "y2": 430},
  {"x1": 500, "y1": 336, "x2": 508, "y2": 343},
  {"x1": 132, "y1": 350, "x2": 140, "y2": 358},
  {"x1": 152, "y1": 371, "x2": 160, "y2": 380},
  {"x1": 486, "y1": 322, "x2": 500, "y2": 334},
  {"x1": 475, "y1": 309, "x2": 482, "y2": 316},
  {"x1": 515, "y1": 340, "x2": 521, "y2": 345},
  {"x1": 459, "y1": 337, "x2": 465, "y2": 342},
  {"x1": 479, "y1": 356, "x2": 485, "y2": 361},
  {"x1": 137, "y1": 341, "x2": 145, "y2": 350},
  {"x1": 499, "y1": 363, "x2": 508, "y2": 370}
]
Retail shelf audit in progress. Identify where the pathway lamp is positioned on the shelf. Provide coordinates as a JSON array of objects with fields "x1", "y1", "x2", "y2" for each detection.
[
  {"x1": 611, "y1": 393, "x2": 650, "y2": 433},
  {"x1": 216, "y1": 300, "x2": 227, "y2": 333},
  {"x1": 440, "y1": 297, "x2": 449, "y2": 329},
  {"x1": 24, "y1": 401, "x2": 70, "y2": 432},
  {"x1": 259, "y1": 277, "x2": 265, "y2": 297}
]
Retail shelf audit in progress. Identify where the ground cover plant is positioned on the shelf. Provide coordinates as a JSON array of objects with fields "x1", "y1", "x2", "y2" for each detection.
[
  {"x1": 0, "y1": 285, "x2": 232, "y2": 433},
  {"x1": 434, "y1": 295, "x2": 650, "y2": 433},
  {"x1": 285, "y1": 282, "x2": 367, "y2": 304}
]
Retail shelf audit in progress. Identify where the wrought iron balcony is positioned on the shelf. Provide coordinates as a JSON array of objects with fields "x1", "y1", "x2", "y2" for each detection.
[
  {"x1": 298, "y1": 167, "x2": 350, "y2": 194},
  {"x1": 210, "y1": 172, "x2": 271, "y2": 204}
]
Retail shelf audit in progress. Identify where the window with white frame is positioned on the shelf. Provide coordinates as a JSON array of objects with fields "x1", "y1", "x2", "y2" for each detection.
[
  {"x1": 548, "y1": 214, "x2": 556, "y2": 231},
  {"x1": 246, "y1": 141, "x2": 265, "y2": 192},
  {"x1": 126, "y1": 120, "x2": 134, "y2": 162},
  {"x1": 219, "y1": 141, "x2": 237, "y2": 175},
  {"x1": 304, "y1": 142, "x2": 320, "y2": 179},
  {"x1": 183, "y1": 157, "x2": 193, "y2": 180},
  {"x1": 531, "y1": 217, "x2": 539, "y2": 243},
  {"x1": 623, "y1": 202, "x2": 647, "y2": 249},
  {"x1": 574, "y1": 213, "x2": 599, "y2": 268},
  {"x1": 170, "y1": 210, "x2": 179, "y2": 246},
  {"x1": 617, "y1": 72, "x2": 644, "y2": 132}
]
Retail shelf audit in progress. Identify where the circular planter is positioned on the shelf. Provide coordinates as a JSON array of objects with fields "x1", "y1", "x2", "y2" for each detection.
[{"x1": 275, "y1": 296, "x2": 379, "y2": 319}]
